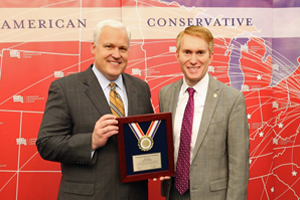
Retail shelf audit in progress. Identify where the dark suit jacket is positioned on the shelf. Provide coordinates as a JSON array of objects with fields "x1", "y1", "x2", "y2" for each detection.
[
  {"x1": 36, "y1": 66, "x2": 154, "y2": 200},
  {"x1": 159, "y1": 74, "x2": 249, "y2": 200}
]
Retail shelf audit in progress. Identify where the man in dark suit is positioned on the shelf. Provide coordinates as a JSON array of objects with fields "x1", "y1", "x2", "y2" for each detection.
[
  {"x1": 36, "y1": 19, "x2": 153, "y2": 200},
  {"x1": 159, "y1": 26, "x2": 249, "y2": 200}
]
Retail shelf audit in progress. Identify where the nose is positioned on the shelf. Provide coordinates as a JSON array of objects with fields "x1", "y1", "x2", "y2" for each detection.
[
  {"x1": 112, "y1": 48, "x2": 121, "y2": 58},
  {"x1": 190, "y1": 53, "x2": 197, "y2": 64}
]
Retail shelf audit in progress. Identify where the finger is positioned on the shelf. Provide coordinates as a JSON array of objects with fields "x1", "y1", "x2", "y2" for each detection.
[
  {"x1": 101, "y1": 124, "x2": 119, "y2": 134},
  {"x1": 159, "y1": 176, "x2": 171, "y2": 181},
  {"x1": 98, "y1": 117, "x2": 118, "y2": 127},
  {"x1": 100, "y1": 114, "x2": 117, "y2": 121},
  {"x1": 104, "y1": 129, "x2": 119, "y2": 138}
]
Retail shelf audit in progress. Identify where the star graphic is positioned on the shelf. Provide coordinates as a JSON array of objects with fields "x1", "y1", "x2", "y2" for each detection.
[
  {"x1": 257, "y1": 74, "x2": 262, "y2": 80},
  {"x1": 247, "y1": 114, "x2": 252, "y2": 119},
  {"x1": 278, "y1": 123, "x2": 283, "y2": 128},
  {"x1": 292, "y1": 171, "x2": 297, "y2": 176},
  {"x1": 271, "y1": 187, "x2": 274, "y2": 193},
  {"x1": 273, "y1": 138, "x2": 278, "y2": 145},
  {"x1": 259, "y1": 132, "x2": 264, "y2": 137}
]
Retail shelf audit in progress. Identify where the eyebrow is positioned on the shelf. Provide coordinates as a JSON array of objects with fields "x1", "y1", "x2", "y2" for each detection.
[
  {"x1": 181, "y1": 48, "x2": 206, "y2": 52},
  {"x1": 103, "y1": 42, "x2": 128, "y2": 48}
]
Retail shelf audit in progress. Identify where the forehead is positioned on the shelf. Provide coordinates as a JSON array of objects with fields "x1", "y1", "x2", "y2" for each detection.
[
  {"x1": 99, "y1": 26, "x2": 129, "y2": 45},
  {"x1": 180, "y1": 34, "x2": 208, "y2": 50}
]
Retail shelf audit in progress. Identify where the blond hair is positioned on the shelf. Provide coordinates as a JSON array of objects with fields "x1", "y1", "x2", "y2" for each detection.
[{"x1": 176, "y1": 26, "x2": 214, "y2": 54}]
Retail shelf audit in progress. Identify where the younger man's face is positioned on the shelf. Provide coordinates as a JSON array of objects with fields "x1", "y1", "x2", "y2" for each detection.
[{"x1": 176, "y1": 34, "x2": 213, "y2": 86}]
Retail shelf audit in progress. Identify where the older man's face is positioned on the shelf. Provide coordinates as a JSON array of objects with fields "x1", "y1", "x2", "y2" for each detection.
[{"x1": 91, "y1": 26, "x2": 129, "y2": 81}]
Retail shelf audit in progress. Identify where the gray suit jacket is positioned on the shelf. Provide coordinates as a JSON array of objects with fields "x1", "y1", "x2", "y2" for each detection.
[
  {"x1": 159, "y1": 74, "x2": 249, "y2": 200},
  {"x1": 36, "y1": 66, "x2": 154, "y2": 200}
]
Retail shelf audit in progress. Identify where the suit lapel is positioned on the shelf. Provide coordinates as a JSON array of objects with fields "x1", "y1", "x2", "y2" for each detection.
[
  {"x1": 82, "y1": 66, "x2": 111, "y2": 115},
  {"x1": 169, "y1": 80, "x2": 182, "y2": 122},
  {"x1": 123, "y1": 74, "x2": 138, "y2": 116},
  {"x1": 191, "y1": 74, "x2": 220, "y2": 162}
]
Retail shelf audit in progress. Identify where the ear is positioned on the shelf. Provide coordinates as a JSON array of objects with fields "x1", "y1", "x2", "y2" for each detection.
[
  {"x1": 90, "y1": 42, "x2": 96, "y2": 55},
  {"x1": 175, "y1": 51, "x2": 180, "y2": 62},
  {"x1": 209, "y1": 51, "x2": 214, "y2": 64}
]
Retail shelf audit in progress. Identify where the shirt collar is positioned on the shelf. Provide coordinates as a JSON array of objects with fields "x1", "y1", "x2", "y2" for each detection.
[
  {"x1": 181, "y1": 72, "x2": 209, "y2": 96},
  {"x1": 92, "y1": 64, "x2": 124, "y2": 91}
]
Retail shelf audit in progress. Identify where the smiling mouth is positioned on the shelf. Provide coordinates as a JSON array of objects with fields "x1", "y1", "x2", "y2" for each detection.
[
  {"x1": 108, "y1": 60, "x2": 121, "y2": 65},
  {"x1": 187, "y1": 66, "x2": 200, "y2": 69}
]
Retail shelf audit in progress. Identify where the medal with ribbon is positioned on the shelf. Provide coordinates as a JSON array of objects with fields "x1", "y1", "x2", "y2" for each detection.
[{"x1": 129, "y1": 120, "x2": 161, "y2": 151}]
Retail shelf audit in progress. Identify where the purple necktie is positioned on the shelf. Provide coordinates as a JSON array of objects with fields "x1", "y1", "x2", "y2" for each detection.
[{"x1": 175, "y1": 87, "x2": 195, "y2": 195}]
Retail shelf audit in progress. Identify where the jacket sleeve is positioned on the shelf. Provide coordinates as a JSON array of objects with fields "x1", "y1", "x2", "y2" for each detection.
[
  {"x1": 226, "y1": 92, "x2": 249, "y2": 200},
  {"x1": 36, "y1": 80, "x2": 94, "y2": 165}
]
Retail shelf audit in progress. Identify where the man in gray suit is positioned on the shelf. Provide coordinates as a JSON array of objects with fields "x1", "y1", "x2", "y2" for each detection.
[
  {"x1": 159, "y1": 26, "x2": 249, "y2": 200},
  {"x1": 36, "y1": 20, "x2": 153, "y2": 200}
]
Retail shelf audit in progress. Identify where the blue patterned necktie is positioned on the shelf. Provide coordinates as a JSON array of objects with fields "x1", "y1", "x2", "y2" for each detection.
[
  {"x1": 175, "y1": 87, "x2": 195, "y2": 195},
  {"x1": 109, "y1": 82, "x2": 125, "y2": 117}
]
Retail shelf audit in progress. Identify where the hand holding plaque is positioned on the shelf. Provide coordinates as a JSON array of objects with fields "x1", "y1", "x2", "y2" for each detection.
[{"x1": 117, "y1": 112, "x2": 174, "y2": 183}]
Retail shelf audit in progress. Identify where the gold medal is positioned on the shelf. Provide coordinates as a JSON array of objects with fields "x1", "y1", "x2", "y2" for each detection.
[
  {"x1": 129, "y1": 120, "x2": 161, "y2": 152},
  {"x1": 138, "y1": 136, "x2": 154, "y2": 151}
]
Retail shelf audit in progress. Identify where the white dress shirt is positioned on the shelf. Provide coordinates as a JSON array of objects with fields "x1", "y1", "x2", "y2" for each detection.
[
  {"x1": 92, "y1": 65, "x2": 128, "y2": 116},
  {"x1": 91, "y1": 65, "x2": 128, "y2": 156},
  {"x1": 173, "y1": 73, "x2": 209, "y2": 166}
]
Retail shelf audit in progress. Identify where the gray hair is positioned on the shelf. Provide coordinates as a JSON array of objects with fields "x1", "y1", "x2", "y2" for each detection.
[{"x1": 93, "y1": 19, "x2": 131, "y2": 46}]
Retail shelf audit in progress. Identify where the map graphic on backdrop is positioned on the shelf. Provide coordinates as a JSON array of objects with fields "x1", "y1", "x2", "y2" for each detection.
[{"x1": 0, "y1": 0, "x2": 299, "y2": 199}]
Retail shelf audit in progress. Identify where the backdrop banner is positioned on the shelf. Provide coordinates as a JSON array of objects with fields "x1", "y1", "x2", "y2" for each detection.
[{"x1": 0, "y1": 0, "x2": 299, "y2": 199}]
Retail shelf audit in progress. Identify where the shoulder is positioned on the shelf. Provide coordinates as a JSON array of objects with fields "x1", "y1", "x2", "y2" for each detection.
[
  {"x1": 160, "y1": 79, "x2": 182, "y2": 93},
  {"x1": 52, "y1": 67, "x2": 93, "y2": 86},
  {"x1": 210, "y1": 75, "x2": 244, "y2": 98},
  {"x1": 122, "y1": 73, "x2": 149, "y2": 87},
  {"x1": 123, "y1": 73, "x2": 144, "y2": 82}
]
